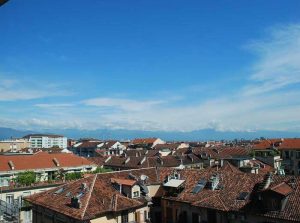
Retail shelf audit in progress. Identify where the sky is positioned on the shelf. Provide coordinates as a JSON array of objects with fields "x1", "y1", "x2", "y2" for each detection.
[{"x1": 1, "y1": 0, "x2": 300, "y2": 133}]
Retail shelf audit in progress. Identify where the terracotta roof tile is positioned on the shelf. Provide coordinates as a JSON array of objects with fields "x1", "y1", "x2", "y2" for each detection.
[
  {"x1": 269, "y1": 182, "x2": 293, "y2": 196},
  {"x1": 0, "y1": 152, "x2": 95, "y2": 171},
  {"x1": 26, "y1": 168, "x2": 173, "y2": 220},
  {"x1": 279, "y1": 138, "x2": 300, "y2": 150},
  {"x1": 111, "y1": 178, "x2": 137, "y2": 186},
  {"x1": 131, "y1": 138, "x2": 159, "y2": 144}
]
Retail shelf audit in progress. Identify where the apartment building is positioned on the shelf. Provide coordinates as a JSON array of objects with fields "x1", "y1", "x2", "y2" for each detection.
[
  {"x1": 23, "y1": 134, "x2": 67, "y2": 149},
  {"x1": 0, "y1": 152, "x2": 97, "y2": 223},
  {"x1": 252, "y1": 138, "x2": 300, "y2": 176},
  {"x1": 102, "y1": 154, "x2": 203, "y2": 171},
  {"x1": 71, "y1": 139, "x2": 103, "y2": 157},
  {"x1": 278, "y1": 138, "x2": 300, "y2": 176},
  {"x1": 0, "y1": 138, "x2": 30, "y2": 153},
  {"x1": 25, "y1": 167, "x2": 300, "y2": 223},
  {"x1": 25, "y1": 168, "x2": 168, "y2": 223},
  {"x1": 160, "y1": 170, "x2": 299, "y2": 223},
  {"x1": 0, "y1": 183, "x2": 64, "y2": 223},
  {"x1": 0, "y1": 152, "x2": 97, "y2": 187},
  {"x1": 130, "y1": 138, "x2": 166, "y2": 149}
]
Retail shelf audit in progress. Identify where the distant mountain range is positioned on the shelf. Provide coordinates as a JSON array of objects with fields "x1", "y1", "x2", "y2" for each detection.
[{"x1": 0, "y1": 127, "x2": 299, "y2": 141}]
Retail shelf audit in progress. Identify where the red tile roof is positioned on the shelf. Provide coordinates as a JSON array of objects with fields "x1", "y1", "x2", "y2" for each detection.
[
  {"x1": 25, "y1": 168, "x2": 172, "y2": 220},
  {"x1": 111, "y1": 178, "x2": 137, "y2": 186},
  {"x1": 269, "y1": 182, "x2": 293, "y2": 196},
  {"x1": 73, "y1": 141, "x2": 102, "y2": 149},
  {"x1": 124, "y1": 149, "x2": 159, "y2": 157},
  {"x1": 252, "y1": 139, "x2": 282, "y2": 150},
  {"x1": 0, "y1": 152, "x2": 96, "y2": 171},
  {"x1": 153, "y1": 143, "x2": 180, "y2": 150},
  {"x1": 278, "y1": 138, "x2": 300, "y2": 150},
  {"x1": 192, "y1": 146, "x2": 249, "y2": 159},
  {"x1": 87, "y1": 157, "x2": 107, "y2": 167},
  {"x1": 103, "y1": 154, "x2": 202, "y2": 170},
  {"x1": 25, "y1": 167, "x2": 300, "y2": 222},
  {"x1": 131, "y1": 138, "x2": 159, "y2": 144}
]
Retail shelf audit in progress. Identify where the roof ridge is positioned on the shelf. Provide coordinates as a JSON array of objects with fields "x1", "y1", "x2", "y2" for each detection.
[
  {"x1": 270, "y1": 181, "x2": 290, "y2": 190},
  {"x1": 227, "y1": 161, "x2": 239, "y2": 173},
  {"x1": 114, "y1": 194, "x2": 118, "y2": 211},
  {"x1": 192, "y1": 193, "x2": 228, "y2": 211},
  {"x1": 216, "y1": 194, "x2": 229, "y2": 211},
  {"x1": 81, "y1": 174, "x2": 98, "y2": 219},
  {"x1": 193, "y1": 194, "x2": 218, "y2": 204}
]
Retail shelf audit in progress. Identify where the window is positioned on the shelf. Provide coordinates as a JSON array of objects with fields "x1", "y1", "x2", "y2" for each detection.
[
  {"x1": 166, "y1": 207, "x2": 173, "y2": 223},
  {"x1": 291, "y1": 151, "x2": 294, "y2": 158},
  {"x1": 121, "y1": 211, "x2": 128, "y2": 223},
  {"x1": 133, "y1": 191, "x2": 140, "y2": 198},
  {"x1": 0, "y1": 177, "x2": 9, "y2": 187},
  {"x1": 192, "y1": 213, "x2": 200, "y2": 223},
  {"x1": 135, "y1": 211, "x2": 140, "y2": 222},
  {"x1": 285, "y1": 151, "x2": 290, "y2": 159},
  {"x1": 23, "y1": 210, "x2": 32, "y2": 223},
  {"x1": 21, "y1": 191, "x2": 31, "y2": 206},
  {"x1": 297, "y1": 152, "x2": 300, "y2": 159},
  {"x1": 6, "y1": 194, "x2": 14, "y2": 204}
]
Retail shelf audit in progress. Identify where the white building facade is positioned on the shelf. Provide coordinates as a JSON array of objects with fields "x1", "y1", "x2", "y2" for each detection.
[{"x1": 24, "y1": 134, "x2": 67, "y2": 149}]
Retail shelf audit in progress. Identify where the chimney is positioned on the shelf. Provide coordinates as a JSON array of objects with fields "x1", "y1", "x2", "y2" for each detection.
[
  {"x1": 260, "y1": 172, "x2": 273, "y2": 190},
  {"x1": 125, "y1": 157, "x2": 130, "y2": 164},
  {"x1": 140, "y1": 157, "x2": 146, "y2": 165},
  {"x1": 157, "y1": 157, "x2": 163, "y2": 165},
  {"x1": 207, "y1": 174, "x2": 220, "y2": 190},
  {"x1": 71, "y1": 197, "x2": 81, "y2": 209},
  {"x1": 104, "y1": 156, "x2": 112, "y2": 163},
  {"x1": 8, "y1": 161, "x2": 15, "y2": 170},
  {"x1": 53, "y1": 158, "x2": 60, "y2": 167},
  {"x1": 81, "y1": 183, "x2": 88, "y2": 191},
  {"x1": 155, "y1": 166, "x2": 160, "y2": 182}
]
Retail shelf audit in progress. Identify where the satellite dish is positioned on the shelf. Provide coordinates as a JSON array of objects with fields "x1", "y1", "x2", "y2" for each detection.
[{"x1": 140, "y1": 174, "x2": 148, "y2": 181}]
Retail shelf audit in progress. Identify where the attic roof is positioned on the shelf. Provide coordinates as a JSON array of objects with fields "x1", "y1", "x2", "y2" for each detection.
[{"x1": 0, "y1": 152, "x2": 96, "y2": 172}]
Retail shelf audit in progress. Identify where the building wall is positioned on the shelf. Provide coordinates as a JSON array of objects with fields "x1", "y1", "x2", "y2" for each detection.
[
  {"x1": 29, "y1": 136, "x2": 67, "y2": 149},
  {"x1": 0, "y1": 184, "x2": 62, "y2": 223},
  {"x1": 91, "y1": 206, "x2": 149, "y2": 223},
  {"x1": 0, "y1": 165, "x2": 96, "y2": 187},
  {"x1": 161, "y1": 198, "x2": 297, "y2": 223},
  {"x1": 147, "y1": 184, "x2": 161, "y2": 197},
  {"x1": 153, "y1": 139, "x2": 166, "y2": 147},
  {"x1": 177, "y1": 143, "x2": 189, "y2": 149},
  {"x1": 281, "y1": 149, "x2": 300, "y2": 176},
  {"x1": 0, "y1": 139, "x2": 30, "y2": 152},
  {"x1": 32, "y1": 205, "x2": 150, "y2": 223}
]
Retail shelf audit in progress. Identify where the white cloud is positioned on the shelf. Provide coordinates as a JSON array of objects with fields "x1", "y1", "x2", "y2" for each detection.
[
  {"x1": 2, "y1": 23, "x2": 300, "y2": 133},
  {"x1": 0, "y1": 75, "x2": 71, "y2": 101},
  {"x1": 82, "y1": 97, "x2": 165, "y2": 112},
  {"x1": 243, "y1": 24, "x2": 300, "y2": 95},
  {"x1": 35, "y1": 103, "x2": 74, "y2": 108}
]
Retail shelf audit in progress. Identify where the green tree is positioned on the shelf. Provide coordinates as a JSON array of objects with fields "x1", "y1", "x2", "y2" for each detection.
[
  {"x1": 15, "y1": 171, "x2": 36, "y2": 186},
  {"x1": 65, "y1": 172, "x2": 83, "y2": 181},
  {"x1": 92, "y1": 167, "x2": 112, "y2": 174}
]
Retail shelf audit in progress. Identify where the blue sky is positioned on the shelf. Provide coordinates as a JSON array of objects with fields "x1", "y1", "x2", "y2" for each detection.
[{"x1": 1, "y1": 0, "x2": 300, "y2": 132}]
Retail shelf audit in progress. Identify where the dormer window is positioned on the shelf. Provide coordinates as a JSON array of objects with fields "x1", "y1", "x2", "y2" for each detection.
[{"x1": 133, "y1": 191, "x2": 140, "y2": 198}]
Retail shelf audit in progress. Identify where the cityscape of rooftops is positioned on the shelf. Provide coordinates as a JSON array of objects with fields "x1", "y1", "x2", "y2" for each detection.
[{"x1": 1, "y1": 1, "x2": 300, "y2": 223}]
